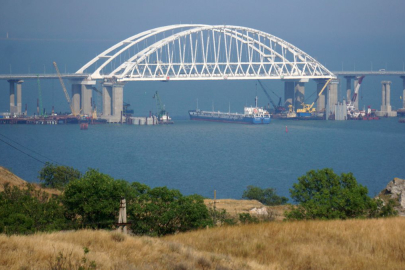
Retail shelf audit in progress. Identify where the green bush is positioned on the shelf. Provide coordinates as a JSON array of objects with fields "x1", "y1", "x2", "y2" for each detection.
[
  {"x1": 285, "y1": 168, "x2": 398, "y2": 220},
  {"x1": 238, "y1": 213, "x2": 259, "y2": 224},
  {"x1": 62, "y1": 169, "x2": 138, "y2": 229},
  {"x1": 242, "y1": 185, "x2": 288, "y2": 206},
  {"x1": 0, "y1": 183, "x2": 67, "y2": 235},
  {"x1": 129, "y1": 186, "x2": 212, "y2": 236},
  {"x1": 38, "y1": 162, "x2": 81, "y2": 190}
]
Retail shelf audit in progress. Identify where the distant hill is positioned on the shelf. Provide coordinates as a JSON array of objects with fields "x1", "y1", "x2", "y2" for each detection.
[{"x1": 0, "y1": 166, "x2": 60, "y2": 195}]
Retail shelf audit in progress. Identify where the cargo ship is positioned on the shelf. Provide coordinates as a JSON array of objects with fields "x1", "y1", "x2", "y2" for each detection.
[{"x1": 189, "y1": 97, "x2": 270, "y2": 124}]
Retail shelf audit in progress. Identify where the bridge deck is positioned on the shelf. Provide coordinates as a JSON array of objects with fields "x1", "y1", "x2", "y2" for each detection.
[{"x1": 0, "y1": 74, "x2": 90, "y2": 80}]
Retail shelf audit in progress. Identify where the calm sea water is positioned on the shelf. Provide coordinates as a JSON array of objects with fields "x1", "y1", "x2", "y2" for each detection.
[{"x1": 0, "y1": 118, "x2": 404, "y2": 200}]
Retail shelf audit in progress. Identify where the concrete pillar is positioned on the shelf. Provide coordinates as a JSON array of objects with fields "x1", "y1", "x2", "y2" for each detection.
[
  {"x1": 8, "y1": 80, "x2": 16, "y2": 114},
  {"x1": 294, "y1": 82, "x2": 305, "y2": 111},
  {"x1": 16, "y1": 80, "x2": 23, "y2": 115},
  {"x1": 315, "y1": 79, "x2": 327, "y2": 112},
  {"x1": 284, "y1": 81, "x2": 294, "y2": 109},
  {"x1": 71, "y1": 84, "x2": 81, "y2": 115},
  {"x1": 381, "y1": 82, "x2": 386, "y2": 112},
  {"x1": 327, "y1": 79, "x2": 339, "y2": 115},
  {"x1": 102, "y1": 83, "x2": 112, "y2": 116},
  {"x1": 385, "y1": 81, "x2": 392, "y2": 112},
  {"x1": 344, "y1": 76, "x2": 355, "y2": 102},
  {"x1": 112, "y1": 83, "x2": 124, "y2": 117},
  {"x1": 377, "y1": 81, "x2": 396, "y2": 117},
  {"x1": 81, "y1": 84, "x2": 93, "y2": 116}
]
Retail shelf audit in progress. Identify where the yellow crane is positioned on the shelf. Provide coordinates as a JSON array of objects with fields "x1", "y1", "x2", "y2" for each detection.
[
  {"x1": 297, "y1": 78, "x2": 332, "y2": 114},
  {"x1": 53, "y1": 62, "x2": 77, "y2": 116}
]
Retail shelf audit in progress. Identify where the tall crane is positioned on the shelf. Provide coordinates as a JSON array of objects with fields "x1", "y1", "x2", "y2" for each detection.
[
  {"x1": 297, "y1": 78, "x2": 332, "y2": 114},
  {"x1": 257, "y1": 80, "x2": 285, "y2": 114},
  {"x1": 153, "y1": 91, "x2": 166, "y2": 118},
  {"x1": 346, "y1": 76, "x2": 366, "y2": 118},
  {"x1": 53, "y1": 62, "x2": 76, "y2": 115},
  {"x1": 351, "y1": 76, "x2": 365, "y2": 103}
]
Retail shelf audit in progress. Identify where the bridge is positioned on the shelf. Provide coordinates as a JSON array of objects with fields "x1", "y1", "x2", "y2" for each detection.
[{"x1": 2, "y1": 24, "x2": 405, "y2": 121}]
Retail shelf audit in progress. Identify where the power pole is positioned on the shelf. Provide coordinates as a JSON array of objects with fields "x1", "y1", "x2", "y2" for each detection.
[{"x1": 118, "y1": 197, "x2": 127, "y2": 234}]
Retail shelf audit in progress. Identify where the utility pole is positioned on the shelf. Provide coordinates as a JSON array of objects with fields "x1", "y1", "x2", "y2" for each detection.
[{"x1": 118, "y1": 197, "x2": 127, "y2": 234}]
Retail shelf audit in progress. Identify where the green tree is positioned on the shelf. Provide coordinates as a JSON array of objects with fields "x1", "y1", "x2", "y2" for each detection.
[
  {"x1": 129, "y1": 186, "x2": 212, "y2": 236},
  {"x1": 285, "y1": 168, "x2": 394, "y2": 220},
  {"x1": 242, "y1": 185, "x2": 288, "y2": 206},
  {"x1": 62, "y1": 169, "x2": 137, "y2": 229},
  {"x1": 38, "y1": 162, "x2": 81, "y2": 190},
  {"x1": 0, "y1": 183, "x2": 67, "y2": 235}
]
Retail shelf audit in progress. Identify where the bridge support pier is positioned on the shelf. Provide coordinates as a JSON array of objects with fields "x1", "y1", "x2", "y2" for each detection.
[
  {"x1": 71, "y1": 84, "x2": 81, "y2": 115},
  {"x1": 70, "y1": 80, "x2": 96, "y2": 116},
  {"x1": 326, "y1": 79, "x2": 339, "y2": 118},
  {"x1": 81, "y1": 84, "x2": 93, "y2": 116},
  {"x1": 344, "y1": 76, "x2": 355, "y2": 104},
  {"x1": 315, "y1": 79, "x2": 328, "y2": 114},
  {"x1": 102, "y1": 83, "x2": 112, "y2": 116},
  {"x1": 16, "y1": 80, "x2": 23, "y2": 115},
  {"x1": 101, "y1": 81, "x2": 124, "y2": 123},
  {"x1": 294, "y1": 82, "x2": 305, "y2": 111},
  {"x1": 376, "y1": 81, "x2": 397, "y2": 117},
  {"x1": 7, "y1": 79, "x2": 23, "y2": 115},
  {"x1": 284, "y1": 80, "x2": 307, "y2": 111},
  {"x1": 284, "y1": 81, "x2": 294, "y2": 109}
]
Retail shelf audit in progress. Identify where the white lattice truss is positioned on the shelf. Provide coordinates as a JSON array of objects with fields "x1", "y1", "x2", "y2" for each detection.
[{"x1": 77, "y1": 24, "x2": 335, "y2": 81}]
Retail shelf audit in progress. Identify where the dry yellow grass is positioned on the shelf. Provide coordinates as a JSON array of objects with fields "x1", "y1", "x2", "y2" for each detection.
[
  {"x1": 1, "y1": 218, "x2": 405, "y2": 270},
  {"x1": 0, "y1": 166, "x2": 60, "y2": 195},
  {"x1": 165, "y1": 217, "x2": 405, "y2": 270},
  {"x1": 0, "y1": 230, "x2": 259, "y2": 270}
]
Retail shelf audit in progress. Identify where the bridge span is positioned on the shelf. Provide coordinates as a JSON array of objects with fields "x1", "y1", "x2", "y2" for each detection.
[{"x1": 2, "y1": 24, "x2": 405, "y2": 121}]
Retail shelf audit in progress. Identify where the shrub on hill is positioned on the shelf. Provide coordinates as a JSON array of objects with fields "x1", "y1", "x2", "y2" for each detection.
[
  {"x1": 62, "y1": 169, "x2": 138, "y2": 229},
  {"x1": 286, "y1": 168, "x2": 398, "y2": 220},
  {"x1": 242, "y1": 185, "x2": 288, "y2": 205},
  {"x1": 62, "y1": 169, "x2": 212, "y2": 235},
  {"x1": 129, "y1": 185, "x2": 212, "y2": 236},
  {"x1": 38, "y1": 162, "x2": 81, "y2": 190},
  {"x1": 0, "y1": 183, "x2": 67, "y2": 235}
]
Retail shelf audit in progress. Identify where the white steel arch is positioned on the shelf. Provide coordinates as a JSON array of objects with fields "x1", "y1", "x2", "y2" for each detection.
[{"x1": 77, "y1": 24, "x2": 336, "y2": 81}]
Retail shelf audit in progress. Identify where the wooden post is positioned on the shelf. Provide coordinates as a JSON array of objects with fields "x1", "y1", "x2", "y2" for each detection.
[{"x1": 118, "y1": 197, "x2": 127, "y2": 234}]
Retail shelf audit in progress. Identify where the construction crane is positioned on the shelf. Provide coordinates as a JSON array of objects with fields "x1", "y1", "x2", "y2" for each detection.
[
  {"x1": 346, "y1": 76, "x2": 366, "y2": 118},
  {"x1": 36, "y1": 75, "x2": 43, "y2": 116},
  {"x1": 351, "y1": 76, "x2": 365, "y2": 104},
  {"x1": 153, "y1": 91, "x2": 172, "y2": 123},
  {"x1": 153, "y1": 91, "x2": 166, "y2": 118},
  {"x1": 297, "y1": 78, "x2": 332, "y2": 114},
  {"x1": 257, "y1": 80, "x2": 285, "y2": 114},
  {"x1": 53, "y1": 62, "x2": 76, "y2": 116}
]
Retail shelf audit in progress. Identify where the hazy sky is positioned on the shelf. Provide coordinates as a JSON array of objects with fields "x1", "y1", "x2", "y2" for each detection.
[{"x1": 1, "y1": 0, "x2": 405, "y2": 113}]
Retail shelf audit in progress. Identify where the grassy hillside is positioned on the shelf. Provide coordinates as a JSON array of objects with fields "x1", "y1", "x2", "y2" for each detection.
[
  {"x1": 0, "y1": 166, "x2": 60, "y2": 195},
  {"x1": 1, "y1": 217, "x2": 404, "y2": 270}
]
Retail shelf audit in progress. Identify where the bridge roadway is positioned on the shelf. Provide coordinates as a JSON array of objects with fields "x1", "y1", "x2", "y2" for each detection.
[
  {"x1": 333, "y1": 71, "x2": 405, "y2": 76},
  {"x1": 0, "y1": 74, "x2": 89, "y2": 80}
]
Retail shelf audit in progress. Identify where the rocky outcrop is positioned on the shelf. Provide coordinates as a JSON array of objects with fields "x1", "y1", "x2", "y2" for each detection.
[
  {"x1": 249, "y1": 207, "x2": 268, "y2": 215},
  {"x1": 378, "y1": 178, "x2": 405, "y2": 216}
]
